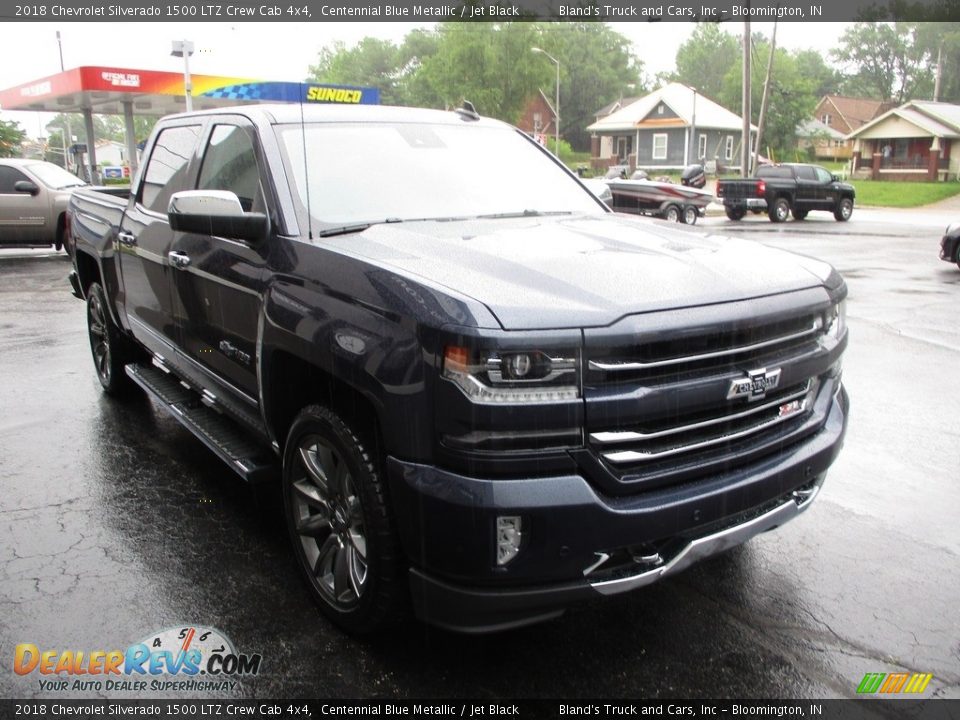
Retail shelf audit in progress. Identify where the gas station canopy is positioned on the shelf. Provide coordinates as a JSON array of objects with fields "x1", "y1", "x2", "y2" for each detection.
[
  {"x1": 0, "y1": 65, "x2": 379, "y2": 115},
  {"x1": 0, "y1": 65, "x2": 379, "y2": 180}
]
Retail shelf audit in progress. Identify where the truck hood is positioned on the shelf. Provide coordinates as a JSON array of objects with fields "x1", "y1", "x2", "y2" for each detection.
[{"x1": 323, "y1": 214, "x2": 833, "y2": 329}]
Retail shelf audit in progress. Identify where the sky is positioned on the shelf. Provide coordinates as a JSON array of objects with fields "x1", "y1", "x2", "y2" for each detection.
[{"x1": 0, "y1": 21, "x2": 850, "y2": 137}]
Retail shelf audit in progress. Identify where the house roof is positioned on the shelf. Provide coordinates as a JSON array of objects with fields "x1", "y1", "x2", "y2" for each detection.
[
  {"x1": 587, "y1": 83, "x2": 753, "y2": 134},
  {"x1": 594, "y1": 96, "x2": 641, "y2": 120},
  {"x1": 846, "y1": 100, "x2": 960, "y2": 140},
  {"x1": 796, "y1": 118, "x2": 845, "y2": 141},
  {"x1": 818, "y1": 95, "x2": 893, "y2": 133},
  {"x1": 535, "y1": 89, "x2": 557, "y2": 119}
]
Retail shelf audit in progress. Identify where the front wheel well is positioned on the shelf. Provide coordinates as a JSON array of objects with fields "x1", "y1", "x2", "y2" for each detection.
[{"x1": 265, "y1": 351, "x2": 382, "y2": 456}]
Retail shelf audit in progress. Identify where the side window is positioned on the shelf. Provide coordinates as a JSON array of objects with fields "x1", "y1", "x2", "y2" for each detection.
[
  {"x1": 795, "y1": 166, "x2": 816, "y2": 181},
  {"x1": 0, "y1": 166, "x2": 30, "y2": 194},
  {"x1": 139, "y1": 125, "x2": 201, "y2": 214},
  {"x1": 652, "y1": 133, "x2": 668, "y2": 160},
  {"x1": 814, "y1": 167, "x2": 833, "y2": 183},
  {"x1": 197, "y1": 124, "x2": 264, "y2": 213}
]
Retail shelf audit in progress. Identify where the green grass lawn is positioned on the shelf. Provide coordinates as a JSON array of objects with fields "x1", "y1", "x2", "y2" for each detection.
[{"x1": 851, "y1": 180, "x2": 960, "y2": 208}]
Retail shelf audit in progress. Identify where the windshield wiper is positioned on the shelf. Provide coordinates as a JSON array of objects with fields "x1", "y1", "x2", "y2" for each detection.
[
  {"x1": 316, "y1": 218, "x2": 403, "y2": 238},
  {"x1": 474, "y1": 210, "x2": 574, "y2": 220}
]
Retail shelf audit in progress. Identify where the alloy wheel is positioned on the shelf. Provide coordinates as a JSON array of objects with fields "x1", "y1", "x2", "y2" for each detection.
[{"x1": 290, "y1": 436, "x2": 369, "y2": 607}]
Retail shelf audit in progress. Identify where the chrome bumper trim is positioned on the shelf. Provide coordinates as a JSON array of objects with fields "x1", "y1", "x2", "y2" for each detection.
[{"x1": 590, "y1": 491, "x2": 815, "y2": 596}]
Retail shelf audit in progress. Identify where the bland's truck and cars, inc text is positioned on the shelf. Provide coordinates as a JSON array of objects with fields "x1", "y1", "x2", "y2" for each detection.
[{"x1": 68, "y1": 103, "x2": 848, "y2": 633}]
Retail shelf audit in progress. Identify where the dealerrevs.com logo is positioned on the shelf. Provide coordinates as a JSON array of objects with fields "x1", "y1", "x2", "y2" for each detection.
[{"x1": 15, "y1": 626, "x2": 262, "y2": 693}]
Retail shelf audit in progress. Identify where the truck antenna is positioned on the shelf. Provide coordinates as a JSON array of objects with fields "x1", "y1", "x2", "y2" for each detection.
[{"x1": 299, "y1": 84, "x2": 313, "y2": 240}]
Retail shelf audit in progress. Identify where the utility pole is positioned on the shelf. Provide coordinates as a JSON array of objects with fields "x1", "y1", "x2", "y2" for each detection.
[
  {"x1": 56, "y1": 31, "x2": 73, "y2": 173},
  {"x1": 934, "y1": 45, "x2": 943, "y2": 101},
  {"x1": 754, "y1": 21, "x2": 777, "y2": 173},
  {"x1": 741, "y1": 21, "x2": 752, "y2": 177}
]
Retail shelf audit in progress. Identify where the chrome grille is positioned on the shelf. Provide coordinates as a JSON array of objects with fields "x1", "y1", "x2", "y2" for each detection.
[
  {"x1": 585, "y1": 307, "x2": 835, "y2": 485},
  {"x1": 592, "y1": 381, "x2": 815, "y2": 465}
]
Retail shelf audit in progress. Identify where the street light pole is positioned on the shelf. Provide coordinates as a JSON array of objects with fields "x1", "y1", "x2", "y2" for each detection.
[
  {"x1": 531, "y1": 47, "x2": 560, "y2": 156},
  {"x1": 171, "y1": 40, "x2": 195, "y2": 112},
  {"x1": 56, "y1": 31, "x2": 73, "y2": 173}
]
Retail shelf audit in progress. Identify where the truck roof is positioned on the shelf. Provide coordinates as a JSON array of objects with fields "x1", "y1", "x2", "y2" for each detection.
[{"x1": 160, "y1": 103, "x2": 511, "y2": 129}]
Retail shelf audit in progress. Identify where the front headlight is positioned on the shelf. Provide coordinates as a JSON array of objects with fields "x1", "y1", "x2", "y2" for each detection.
[
  {"x1": 824, "y1": 300, "x2": 846, "y2": 341},
  {"x1": 443, "y1": 346, "x2": 579, "y2": 403}
]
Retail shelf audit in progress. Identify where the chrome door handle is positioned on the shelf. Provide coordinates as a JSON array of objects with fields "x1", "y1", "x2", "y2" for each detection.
[
  {"x1": 117, "y1": 230, "x2": 136, "y2": 247},
  {"x1": 168, "y1": 251, "x2": 191, "y2": 269}
]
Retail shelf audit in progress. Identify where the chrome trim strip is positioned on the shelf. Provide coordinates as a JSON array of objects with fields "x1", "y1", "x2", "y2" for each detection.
[
  {"x1": 590, "y1": 383, "x2": 811, "y2": 445},
  {"x1": 591, "y1": 497, "x2": 807, "y2": 596},
  {"x1": 601, "y1": 399, "x2": 808, "y2": 464},
  {"x1": 588, "y1": 320, "x2": 821, "y2": 372}
]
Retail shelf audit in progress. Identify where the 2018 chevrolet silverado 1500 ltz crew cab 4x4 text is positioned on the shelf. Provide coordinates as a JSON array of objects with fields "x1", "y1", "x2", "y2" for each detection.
[{"x1": 68, "y1": 104, "x2": 849, "y2": 634}]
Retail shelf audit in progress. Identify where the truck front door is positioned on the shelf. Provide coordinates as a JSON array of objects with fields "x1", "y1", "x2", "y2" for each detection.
[{"x1": 169, "y1": 120, "x2": 267, "y2": 422}]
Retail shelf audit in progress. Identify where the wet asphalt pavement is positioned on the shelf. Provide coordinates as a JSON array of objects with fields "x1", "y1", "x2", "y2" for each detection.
[{"x1": 1, "y1": 207, "x2": 958, "y2": 705}]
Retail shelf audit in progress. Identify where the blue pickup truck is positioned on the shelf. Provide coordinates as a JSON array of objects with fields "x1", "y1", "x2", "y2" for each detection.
[{"x1": 67, "y1": 104, "x2": 849, "y2": 634}]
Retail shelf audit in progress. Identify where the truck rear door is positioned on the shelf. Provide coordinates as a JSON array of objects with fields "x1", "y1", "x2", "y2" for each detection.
[
  {"x1": 118, "y1": 122, "x2": 203, "y2": 357},
  {"x1": 793, "y1": 165, "x2": 818, "y2": 212}
]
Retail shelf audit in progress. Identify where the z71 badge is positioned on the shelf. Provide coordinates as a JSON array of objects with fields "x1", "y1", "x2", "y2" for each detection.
[{"x1": 728, "y1": 367, "x2": 782, "y2": 401}]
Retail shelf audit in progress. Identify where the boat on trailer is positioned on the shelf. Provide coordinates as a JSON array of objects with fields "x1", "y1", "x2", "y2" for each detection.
[{"x1": 605, "y1": 178, "x2": 713, "y2": 225}]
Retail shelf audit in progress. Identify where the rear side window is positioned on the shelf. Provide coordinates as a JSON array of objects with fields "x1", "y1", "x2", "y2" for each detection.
[
  {"x1": 757, "y1": 166, "x2": 792, "y2": 179},
  {"x1": 794, "y1": 166, "x2": 816, "y2": 181},
  {"x1": 197, "y1": 124, "x2": 264, "y2": 213},
  {"x1": 139, "y1": 125, "x2": 201, "y2": 214},
  {"x1": 0, "y1": 166, "x2": 30, "y2": 194}
]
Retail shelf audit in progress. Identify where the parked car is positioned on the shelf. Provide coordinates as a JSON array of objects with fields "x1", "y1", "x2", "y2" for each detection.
[
  {"x1": 940, "y1": 223, "x2": 960, "y2": 270},
  {"x1": 0, "y1": 159, "x2": 86, "y2": 252},
  {"x1": 717, "y1": 163, "x2": 855, "y2": 223},
  {"x1": 68, "y1": 104, "x2": 848, "y2": 634}
]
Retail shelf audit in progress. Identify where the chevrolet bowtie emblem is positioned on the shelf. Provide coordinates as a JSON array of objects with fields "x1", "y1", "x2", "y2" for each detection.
[{"x1": 727, "y1": 367, "x2": 782, "y2": 401}]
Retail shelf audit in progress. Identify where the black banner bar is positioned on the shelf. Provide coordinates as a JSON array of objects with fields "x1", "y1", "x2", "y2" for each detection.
[
  {"x1": 3, "y1": 0, "x2": 959, "y2": 22},
  {"x1": 1, "y1": 700, "x2": 959, "y2": 720}
]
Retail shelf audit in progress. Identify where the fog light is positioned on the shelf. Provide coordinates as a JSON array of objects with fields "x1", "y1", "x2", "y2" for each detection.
[{"x1": 496, "y1": 516, "x2": 523, "y2": 566}]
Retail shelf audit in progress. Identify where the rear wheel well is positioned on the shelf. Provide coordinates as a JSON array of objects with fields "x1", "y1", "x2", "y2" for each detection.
[
  {"x1": 266, "y1": 351, "x2": 382, "y2": 456},
  {"x1": 74, "y1": 251, "x2": 101, "y2": 297}
]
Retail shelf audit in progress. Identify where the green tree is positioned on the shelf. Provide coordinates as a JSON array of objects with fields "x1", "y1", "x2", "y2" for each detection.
[
  {"x1": 717, "y1": 35, "x2": 822, "y2": 161},
  {"x1": 671, "y1": 23, "x2": 740, "y2": 102},
  {"x1": 414, "y1": 23, "x2": 547, "y2": 123},
  {"x1": 915, "y1": 22, "x2": 960, "y2": 103},
  {"x1": 306, "y1": 22, "x2": 642, "y2": 151},
  {"x1": 0, "y1": 119, "x2": 27, "y2": 158},
  {"x1": 831, "y1": 22, "x2": 934, "y2": 103},
  {"x1": 309, "y1": 37, "x2": 408, "y2": 105},
  {"x1": 534, "y1": 23, "x2": 646, "y2": 151}
]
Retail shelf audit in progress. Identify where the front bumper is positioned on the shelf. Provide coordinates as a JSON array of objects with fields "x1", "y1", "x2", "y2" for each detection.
[{"x1": 388, "y1": 385, "x2": 849, "y2": 633}]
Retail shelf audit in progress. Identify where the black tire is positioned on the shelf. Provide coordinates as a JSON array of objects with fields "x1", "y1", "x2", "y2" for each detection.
[
  {"x1": 834, "y1": 197, "x2": 853, "y2": 222},
  {"x1": 282, "y1": 405, "x2": 404, "y2": 634},
  {"x1": 86, "y1": 282, "x2": 134, "y2": 395},
  {"x1": 664, "y1": 204, "x2": 681, "y2": 223},
  {"x1": 681, "y1": 206, "x2": 698, "y2": 225},
  {"x1": 768, "y1": 197, "x2": 790, "y2": 223},
  {"x1": 792, "y1": 208, "x2": 808, "y2": 221},
  {"x1": 725, "y1": 207, "x2": 746, "y2": 221}
]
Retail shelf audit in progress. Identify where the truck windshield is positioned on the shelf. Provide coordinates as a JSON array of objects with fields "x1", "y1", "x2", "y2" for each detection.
[
  {"x1": 276, "y1": 122, "x2": 604, "y2": 229},
  {"x1": 28, "y1": 163, "x2": 86, "y2": 190}
]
